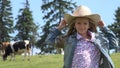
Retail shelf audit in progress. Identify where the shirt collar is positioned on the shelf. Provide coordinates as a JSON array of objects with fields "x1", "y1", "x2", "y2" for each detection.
[{"x1": 77, "y1": 31, "x2": 95, "y2": 42}]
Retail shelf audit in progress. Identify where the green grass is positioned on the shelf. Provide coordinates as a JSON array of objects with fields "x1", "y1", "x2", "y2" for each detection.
[
  {"x1": 0, "y1": 54, "x2": 63, "y2": 68},
  {"x1": 0, "y1": 53, "x2": 120, "y2": 68},
  {"x1": 111, "y1": 53, "x2": 120, "y2": 68}
]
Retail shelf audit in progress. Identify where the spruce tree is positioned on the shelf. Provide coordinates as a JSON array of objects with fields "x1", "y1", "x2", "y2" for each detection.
[
  {"x1": 37, "y1": 0, "x2": 77, "y2": 54},
  {"x1": 0, "y1": 0, "x2": 13, "y2": 42},
  {"x1": 108, "y1": 7, "x2": 120, "y2": 46},
  {"x1": 14, "y1": 0, "x2": 38, "y2": 47}
]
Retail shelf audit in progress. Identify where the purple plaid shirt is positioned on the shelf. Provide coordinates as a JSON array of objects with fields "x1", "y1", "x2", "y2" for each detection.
[{"x1": 71, "y1": 31, "x2": 101, "y2": 68}]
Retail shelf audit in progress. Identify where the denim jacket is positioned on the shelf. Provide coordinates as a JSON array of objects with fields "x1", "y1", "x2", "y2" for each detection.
[{"x1": 45, "y1": 27, "x2": 118, "y2": 68}]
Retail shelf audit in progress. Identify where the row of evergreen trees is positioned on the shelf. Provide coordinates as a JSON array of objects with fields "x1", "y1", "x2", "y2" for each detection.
[
  {"x1": 0, "y1": 0, "x2": 38, "y2": 43},
  {"x1": 0, "y1": 0, "x2": 120, "y2": 54},
  {"x1": 0, "y1": 0, "x2": 38, "y2": 55}
]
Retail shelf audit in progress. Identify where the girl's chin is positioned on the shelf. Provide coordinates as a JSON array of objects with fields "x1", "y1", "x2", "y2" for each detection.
[{"x1": 78, "y1": 32, "x2": 87, "y2": 35}]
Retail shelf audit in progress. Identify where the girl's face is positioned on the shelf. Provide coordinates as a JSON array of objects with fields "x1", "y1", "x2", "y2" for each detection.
[{"x1": 74, "y1": 17, "x2": 89, "y2": 35}]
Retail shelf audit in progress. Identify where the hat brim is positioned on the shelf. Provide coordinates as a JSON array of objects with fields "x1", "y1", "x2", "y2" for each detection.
[{"x1": 64, "y1": 14, "x2": 101, "y2": 27}]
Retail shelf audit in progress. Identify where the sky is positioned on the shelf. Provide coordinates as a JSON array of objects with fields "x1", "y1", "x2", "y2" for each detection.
[
  {"x1": 10, "y1": 0, "x2": 120, "y2": 54},
  {"x1": 11, "y1": 0, "x2": 120, "y2": 26}
]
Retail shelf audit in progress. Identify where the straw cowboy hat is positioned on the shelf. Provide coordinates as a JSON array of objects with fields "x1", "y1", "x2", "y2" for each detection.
[{"x1": 64, "y1": 5, "x2": 101, "y2": 28}]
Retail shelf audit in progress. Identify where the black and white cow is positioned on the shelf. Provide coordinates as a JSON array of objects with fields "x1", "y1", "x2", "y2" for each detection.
[{"x1": 1, "y1": 40, "x2": 31, "y2": 61}]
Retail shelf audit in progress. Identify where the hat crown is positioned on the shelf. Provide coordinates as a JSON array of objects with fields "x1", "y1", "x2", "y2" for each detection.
[{"x1": 73, "y1": 5, "x2": 92, "y2": 16}]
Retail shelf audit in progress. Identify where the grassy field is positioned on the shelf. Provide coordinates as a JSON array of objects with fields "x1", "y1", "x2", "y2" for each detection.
[
  {"x1": 111, "y1": 53, "x2": 120, "y2": 68},
  {"x1": 0, "y1": 53, "x2": 120, "y2": 68}
]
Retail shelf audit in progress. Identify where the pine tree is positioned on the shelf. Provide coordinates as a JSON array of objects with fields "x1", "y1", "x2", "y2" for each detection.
[
  {"x1": 14, "y1": 0, "x2": 38, "y2": 47},
  {"x1": 108, "y1": 7, "x2": 120, "y2": 46},
  {"x1": 0, "y1": 0, "x2": 13, "y2": 42},
  {"x1": 37, "y1": 0, "x2": 77, "y2": 54}
]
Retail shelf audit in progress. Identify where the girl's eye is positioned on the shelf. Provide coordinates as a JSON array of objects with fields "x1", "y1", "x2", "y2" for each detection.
[
  {"x1": 76, "y1": 22, "x2": 89, "y2": 25},
  {"x1": 84, "y1": 22, "x2": 88, "y2": 25},
  {"x1": 76, "y1": 22, "x2": 81, "y2": 24},
  {"x1": 84, "y1": 23, "x2": 87, "y2": 24}
]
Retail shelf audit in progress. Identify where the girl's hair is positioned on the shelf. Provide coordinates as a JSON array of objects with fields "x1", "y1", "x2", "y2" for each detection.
[
  {"x1": 66, "y1": 19, "x2": 76, "y2": 36},
  {"x1": 66, "y1": 18, "x2": 97, "y2": 36},
  {"x1": 88, "y1": 20, "x2": 97, "y2": 32}
]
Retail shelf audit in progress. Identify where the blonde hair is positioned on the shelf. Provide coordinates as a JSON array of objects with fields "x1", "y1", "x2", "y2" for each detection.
[{"x1": 66, "y1": 19, "x2": 76, "y2": 36}]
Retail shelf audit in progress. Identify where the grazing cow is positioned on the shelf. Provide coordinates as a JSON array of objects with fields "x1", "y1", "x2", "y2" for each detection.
[{"x1": 0, "y1": 40, "x2": 31, "y2": 61}]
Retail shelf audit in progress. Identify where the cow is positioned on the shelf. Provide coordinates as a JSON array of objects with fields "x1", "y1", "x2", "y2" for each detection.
[{"x1": 0, "y1": 40, "x2": 31, "y2": 61}]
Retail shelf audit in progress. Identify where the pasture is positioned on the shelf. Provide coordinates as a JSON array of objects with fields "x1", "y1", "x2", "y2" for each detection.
[{"x1": 0, "y1": 53, "x2": 120, "y2": 68}]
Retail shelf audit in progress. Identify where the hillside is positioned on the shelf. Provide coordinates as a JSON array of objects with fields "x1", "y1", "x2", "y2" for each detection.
[{"x1": 0, "y1": 53, "x2": 120, "y2": 68}]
